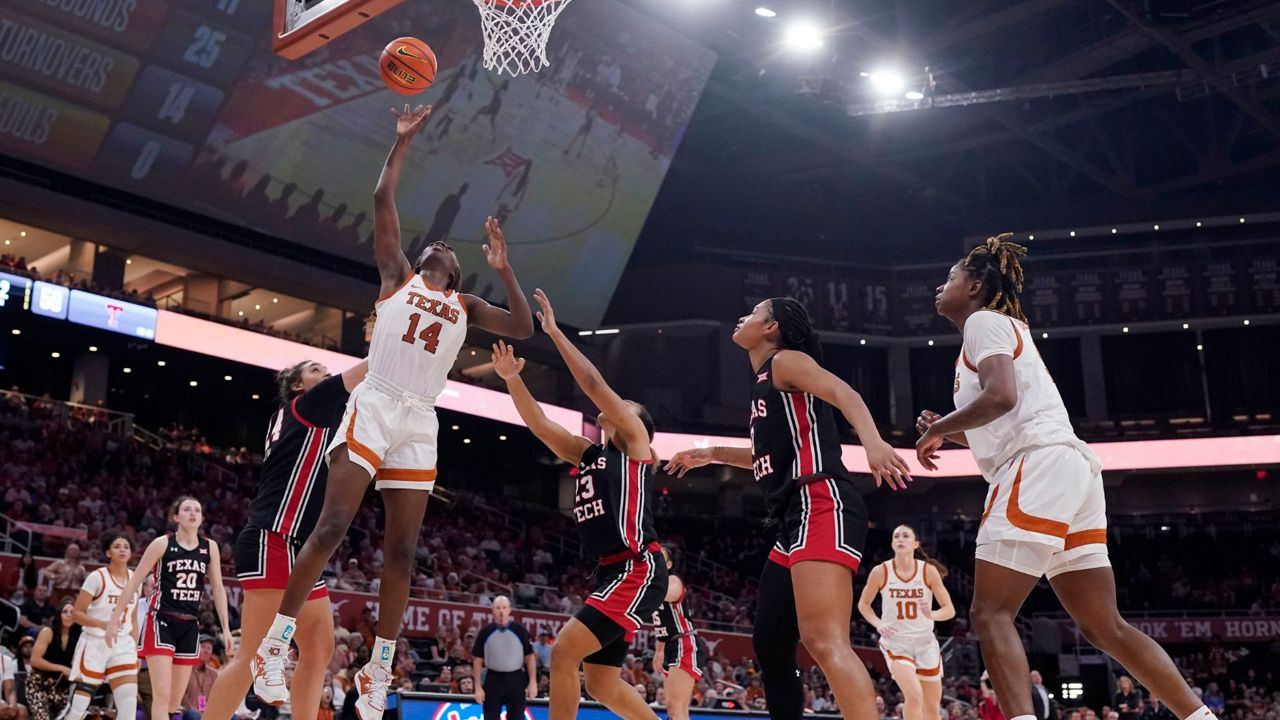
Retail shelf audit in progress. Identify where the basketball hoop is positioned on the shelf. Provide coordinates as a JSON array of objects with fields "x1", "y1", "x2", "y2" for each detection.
[{"x1": 471, "y1": 0, "x2": 573, "y2": 76}]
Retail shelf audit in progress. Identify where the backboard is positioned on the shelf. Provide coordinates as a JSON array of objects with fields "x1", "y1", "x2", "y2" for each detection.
[{"x1": 273, "y1": 0, "x2": 406, "y2": 59}]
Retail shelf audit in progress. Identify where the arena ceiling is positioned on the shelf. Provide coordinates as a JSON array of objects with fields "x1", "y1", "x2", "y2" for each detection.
[{"x1": 632, "y1": 0, "x2": 1280, "y2": 263}]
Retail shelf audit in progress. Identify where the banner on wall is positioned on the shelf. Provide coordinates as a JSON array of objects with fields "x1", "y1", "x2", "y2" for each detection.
[{"x1": 1059, "y1": 616, "x2": 1280, "y2": 643}]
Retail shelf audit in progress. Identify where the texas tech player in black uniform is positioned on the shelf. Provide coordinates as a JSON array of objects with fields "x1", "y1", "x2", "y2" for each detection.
[
  {"x1": 234, "y1": 371, "x2": 352, "y2": 597},
  {"x1": 653, "y1": 582, "x2": 704, "y2": 681},
  {"x1": 141, "y1": 535, "x2": 210, "y2": 665},
  {"x1": 750, "y1": 352, "x2": 868, "y2": 570},
  {"x1": 574, "y1": 442, "x2": 668, "y2": 665}
]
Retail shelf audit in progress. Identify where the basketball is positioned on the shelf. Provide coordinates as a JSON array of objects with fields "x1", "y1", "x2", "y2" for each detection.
[{"x1": 380, "y1": 37, "x2": 437, "y2": 95}]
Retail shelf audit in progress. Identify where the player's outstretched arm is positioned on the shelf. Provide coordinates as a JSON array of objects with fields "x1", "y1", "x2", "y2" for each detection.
[
  {"x1": 462, "y1": 217, "x2": 534, "y2": 339},
  {"x1": 341, "y1": 359, "x2": 370, "y2": 392},
  {"x1": 533, "y1": 289, "x2": 649, "y2": 458},
  {"x1": 374, "y1": 104, "x2": 431, "y2": 298},
  {"x1": 662, "y1": 446, "x2": 753, "y2": 477},
  {"x1": 772, "y1": 350, "x2": 912, "y2": 490},
  {"x1": 492, "y1": 341, "x2": 591, "y2": 465}
]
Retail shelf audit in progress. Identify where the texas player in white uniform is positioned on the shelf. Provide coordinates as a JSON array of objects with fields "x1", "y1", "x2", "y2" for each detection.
[
  {"x1": 254, "y1": 104, "x2": 533, "y2": 720},
  {"x1": 916, "y1": 236, "x2": 1218, "y2": 720},
  {"x1": 58, "y1": 532, "x2": 138, "y2": 720},
  {"x1": 858, "y1": 525, "x2": 954, "y2": 720}
]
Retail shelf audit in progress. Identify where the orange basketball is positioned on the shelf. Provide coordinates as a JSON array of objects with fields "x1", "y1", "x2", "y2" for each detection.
[{"x1": 380, "y1": 37, "x2": 437, "y2": 95}]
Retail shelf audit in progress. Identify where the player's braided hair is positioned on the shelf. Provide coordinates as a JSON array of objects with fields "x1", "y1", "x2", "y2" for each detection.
[
  {"x1": 960, "y1": 233, "x2": 1028, "y2": 323},
  {"x1": 768, "y1": 297, "x2": 824, "y2": 364},
  {"x1": 275, "y1": 361, "x2": 313, "y2": 407},
  {"x1": 898, "y1": 524, "x2": 949, "y2": 578},
  {"x1": 414, "y1": 241, "x2": 462, "y2": 292}
]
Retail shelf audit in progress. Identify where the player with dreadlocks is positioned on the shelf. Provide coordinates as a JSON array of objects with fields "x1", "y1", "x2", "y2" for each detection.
[
  {"x1": 916, "y1": 235, "x2": 1217, "y2": 720},
  {"x1": 666, "y1": 297, "x2": 911, "y2": 720},
  {"x1": 252, "y1": 104, "x2": 534, "y2": 720}
]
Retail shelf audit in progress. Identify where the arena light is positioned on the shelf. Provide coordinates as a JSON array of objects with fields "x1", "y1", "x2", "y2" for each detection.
[
  {"x1": 578, "y1": 330, "x2": 594, "y2": 336},
  {"x1": 1028, "y1": 235, "x2": 1035, "y2": 240},
  {"x1": 1196, "y1": 221, "x2": 1202, "y2": 227},
  {"x1": 595, "y1": 328, "x2": 620, "y2": 335},
  {"x1": 1153, "y1": 224, "x2": 1160, "y2": 230},
  {"x1": 1244, "y1": 319, "x2": 1251, "y2": 326},
  {"x1": 1239, "y1": 217, "x2": 1246, "y2": 223},
  {"x1": 1182, "y1": 323, "x2": 1189, "y2": 329},
  {"x1": 157, "y1": 360, "x2": 166, "y2": 366},
  {"x1": 89, "y1": 346, "x2": 97, "y2": 352},
  {"x1": 9, "y1": 329, "x2": 18, "y2": 335},
  {"x1": 463, "y1": 438, "x2": 472, "y2": 444},
  {"x1": 224, "y1": 375, "x2": 233, "y2": 381},
  {"x1": 251, "y1": 394, "x2": 260, "y2": 400},
  {"x1": 1041, "y1": 332, "x2": 1048, "y2": 339},
  {"x1": 123, "y1": 367, "x2": 131, "y2": 373},
  {"x1": 499, "y1": 435, "x2": 508, "y2": 441},
  {"x1": 19, "y1": 231, "x2": 26, "y2": 237},
  {"x1": 865, "y1": 68, "x2": 907, "y2": 95},
  {"x1": 927, "y1": 340, "x2": 935, "y2": 346},
  {"x1": 755, "y1": 7, "x2": 776, "y2": 18},
  {"x1": 451, "y1": 425, "x2": 460, "y2": 430},
  {"x1": 784, "y1": 21, "x2": 824, "y2": 50},
  {"x1": 904, "y1": 90, "x2": 924, "y2": 100},
  {"x1": 1196, "y1": 344, "x2": 1203, "y2": 351},
  {"x1": 859, "y1": 339, "x2": 866, "y2": 345},
  {"x1": 255, "y1": 304, "x2": 261, "y2": 310},
  {"x1": 1069, "y1": 231, "x2": 1076, "y2": 237},
  {"x1": 125, "y1": 259, "x2": 132, "y2": 265},
  {"x1": 50, "y1": 352, "x2": 60, "y2": 358},
  {"x1": 1123, "y1": 327, "x2": 1130, "y2": 333},
  {"x1": 272, "y1": 298, "x2": 279, "y2": 303},
  {"x1": 1111, "y1": 228, "x2": 1117, "y2": 234},
  {"x1": 190, "y1": 380, "x2": 198, "y2": 387}
]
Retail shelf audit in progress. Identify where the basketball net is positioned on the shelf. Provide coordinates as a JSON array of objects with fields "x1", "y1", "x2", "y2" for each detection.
[{"x1": 471, "y1": 0, "x2": 573, "y2": 76}]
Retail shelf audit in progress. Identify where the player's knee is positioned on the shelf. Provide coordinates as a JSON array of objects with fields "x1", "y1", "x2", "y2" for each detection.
[
  {"x1": 968, "y1": 603, "x2": 1010, "y2": 637},
  {"x1": 795, "y1": 630, "x2": 846, "y2": 665},
  {"x1": 549, "y1": 640, "x2": 577, "y2": 670},
  {"x1": 311, "y1": 516, "x2": 347, "y2": 549},
  {"x1": 1078, "y1": 612, "x2": 1129, "y2": 650},
  {"x1": 382, "y1": 537, "x2": 417, "y2": 572}
]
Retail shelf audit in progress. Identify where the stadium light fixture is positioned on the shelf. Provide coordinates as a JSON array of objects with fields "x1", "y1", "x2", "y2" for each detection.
[
  {"x1": 499, "y1": 435, "x2": 508, "y2": 441},
  {"x1": 190, "y1": 380, "x2": 198, "y2": 387},
  {"x1": 784, "y1": 21, "x2": 824, "y2": 50},
  {"x1": 1069, "y1": 231, "x2": 1076, "y2": 237},
  {"x1": 9, "y1": 329, "x2": 18, "y2": 335},
  {"x1": 1122, "y1": 327, "x2": 1130, "y2": 333},
  {"x1": 1244, "y1": 319, "x2": 1251, "y2": 326},
  {"x1": 1182, "y1": 323, "x2": 1189, "y2": 329},
  {"x1": 451, "y1": 425, "x2": 460, "y2": 430},
  {"x1": 595, "y1": 328, "x2": 620, "y2": 335},
  {"x1": 19, "y1": 231, "x2": 25, "y2": 237},
  {"x1": 1041, "y1": 333, "x2": 1048, "y2": 339},
  {"x1": 51, "y1": 352, "x2": 60, "y2": 358},
  {"x1": 3, "y1": 240, "x2": 8, "y2": 246},
  {"x1": 1028, "y1": 235, "x2": 1035, "y2": 240},
  {"x1": 904, "y1": 90, "x2": 924, "y2": 100},
  {"x1": 463, "y1": 438, "x2": 472, "y2": 444},
  {"x1": 89, "y1": 346, "x2": 98, "y2": 352},
  {"x1": 255, "y1": 304, "x2": 261, "y2": 310},
  {"x1": 1196, "y1": 344, "x2": 1203, "y2": 351},
  {"x1": 755, "y1": 7, "x2": 776, "y2": 18},
  {"x1": 1196, "y1": 221, "x2": 1202, "y2": 227},
  {"x1": 157, "y1": 360, "x2": 166, "y2": 366},
  {"x1": 224, "y1": 375, "x2": 233, "y2": 381},
  {"x1": 123, "y1": 368, "x2": 131, "y2": 373},
  {"x1": 272, "y1": 297, "x2": 279, "y2": 303},
  {"x1": 126, "y1": 259, "x2": 132, "y2": 265},
  {"x1": 578, "y1": 330, "x2": 594, "y2": 336},
  {"x1": 252, "y1": 394, "x2": 260, "y2": 400},
  {"x1": 1239, "y1": 217, "x2": 1246, "y2": 223},
  {"x1": 1153, "y1": 224, "x2": 1160, "y2": 230},
  {"x1": 859, "y1": 339, "x2": 866, "y2": 345},
  {"x1": 927, "y1": 340, "x2": 935, "y2": 346},
  {"x1": 1111, "y1": 228, "x2": 1117, "y2": 234},
  {"x1": 866, "y1": 68, "x2": 907, "y2": 95}
]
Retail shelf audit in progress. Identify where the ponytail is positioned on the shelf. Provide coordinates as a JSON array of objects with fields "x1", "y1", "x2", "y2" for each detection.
[
  {"x1": 899, "y1": 524, "x2": 949, "y2": 578},
  {"x1": 768, "y1": 298, "x2": 823, "y2": 364}
]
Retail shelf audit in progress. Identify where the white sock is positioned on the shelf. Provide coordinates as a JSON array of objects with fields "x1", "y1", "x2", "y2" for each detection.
[
  {"x1": 372, "y1": 635, "x2": 395, "y2": 667},
  {"x1": 113, "y1": 683, "x2": 138, "y2": 720},
  {"x1": 1183, "y1": 706, "x2": 1217, "y2": 720},
  {"x1": 59, "y1": 689, "x2": 94, "y2": 720},
  {"x1": 267, "y1": 613, "x2": 298, "y2": 644},
  {"x1": 1009, "y1": 715, "x2": 1036, "y2": 720}
]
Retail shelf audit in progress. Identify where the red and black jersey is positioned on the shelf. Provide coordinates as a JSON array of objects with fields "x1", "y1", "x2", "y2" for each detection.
[
  {"x1": 150, "y1": 534, "x2": 210, "y2": 617},
  {"x1": 572, "y1": 443, "x2": 656, "y2": 559},
  {"x1": 248, "y1": 375, "x2": 350, "y2": 541},
  {"x1": 749, "y1": 353, "x2": 851, "y2": 518},
  {"x1": 653, "y1": 580, "x2": 697, "y2": 640}
]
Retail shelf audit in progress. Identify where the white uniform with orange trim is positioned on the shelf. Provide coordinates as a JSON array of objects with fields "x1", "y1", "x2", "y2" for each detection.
[
  {"x1": 69, "y1": 566, "x2": 139, "y2": 683},
  {"x1": 877, "y1": 559, "x2": 942, "y2": 681},
  {"x1": 955, "y1": 310, "x2": 1110, "y2": 578},
  {"x1": 329, "y1": 274, "x2": 468, "y2": 491}
]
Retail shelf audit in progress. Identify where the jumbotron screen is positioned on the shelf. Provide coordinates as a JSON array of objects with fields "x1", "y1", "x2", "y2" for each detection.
[{"x1": 0, "y1": 0, "x2": 716, "y2": 327}]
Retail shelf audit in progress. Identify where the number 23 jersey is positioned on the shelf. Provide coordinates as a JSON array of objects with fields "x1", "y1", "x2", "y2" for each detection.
[
  {"x1": 368, "y1": 274, "x2": 468, "y2": 398},
  {"x1": 572, "y1": 443, "x2": 657, "y2": 559}
]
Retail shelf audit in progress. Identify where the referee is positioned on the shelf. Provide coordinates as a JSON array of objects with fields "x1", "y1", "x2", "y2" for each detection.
[{"x1": 472, "y1": 596, "x2": 537, "y2": 720}]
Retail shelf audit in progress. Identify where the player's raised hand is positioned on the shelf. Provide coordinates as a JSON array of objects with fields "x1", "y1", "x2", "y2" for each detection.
[
  {"x1": 491, "y1": 340, "x2": 526, "y2": 380},
  {"x1": 482, "y1": 216, "x2": 509, "y2": 272},
  {"x1": 533, "y1": 288, "x2": 559, "y2": 335},
  {"x1": 867, "y1": 441, "x2": 913, "y2": 490},
  {"x1": 391, "y1": 103, "x2": 433, "y2": 140},
  {"x1": 663, "y1": 447, "x2": 715, "y2": 478}
]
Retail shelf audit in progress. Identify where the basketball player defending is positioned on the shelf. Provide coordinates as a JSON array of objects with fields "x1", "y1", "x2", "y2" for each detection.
[
  {"x1": 490, "y1": 289, "x2": 666, "y2": 720},
  {"x1": 57, "y1": 532, "x2": 140, "y2": 720},
  {"x1": 916, "y1": 235, "x2": 1218, "y2": 720},
  {"x1": 201, "y1": 359, "x2": 369, "y2": 720},
  {"x1": 665, "y1": 298, "x2": 911, "y2": 720},
  {"x1": 253, "y1": 104, "x2": 533, "y2": 720},
  {"x1": 857, "y1": 525, "x2": 955, "y2": 720}
]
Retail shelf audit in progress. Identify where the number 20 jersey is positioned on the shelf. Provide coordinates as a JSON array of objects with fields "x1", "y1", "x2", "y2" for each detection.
[{"x1": 369, "y1": 274, "x2": 468, "y2": 398}]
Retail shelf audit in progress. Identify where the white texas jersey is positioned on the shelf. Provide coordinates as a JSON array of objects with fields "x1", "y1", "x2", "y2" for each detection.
[
  {"x1": 369, "y1": 274, "x2": 469, "y2": 398},
  {"x1": 953, "y1": 310, "x2": 1098, "y2": 480},
  {"x1": 878, "y1": 559, "x2": 934, "y2": 639},
  {"x1": 80, "y1": 567, "x2": 136, "y2": 639}
]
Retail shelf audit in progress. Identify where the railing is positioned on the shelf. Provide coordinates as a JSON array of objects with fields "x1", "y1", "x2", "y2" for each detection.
[
  {"x1": 0, "y1": 514, "x2": 30, "y2": 555},
  {"x1": 1, "y1": 390, "x2": 134, "y2": 437}
]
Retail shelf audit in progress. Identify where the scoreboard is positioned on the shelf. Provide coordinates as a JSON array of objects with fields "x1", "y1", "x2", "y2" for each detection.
[{"x1": 3, "y1": 272, "x2": 156, "y2": 339}]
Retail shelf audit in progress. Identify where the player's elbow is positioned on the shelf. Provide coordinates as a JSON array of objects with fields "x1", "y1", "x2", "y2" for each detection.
[{"x1": 987, "y1": 386, "x2": 1017, "y2": 414}]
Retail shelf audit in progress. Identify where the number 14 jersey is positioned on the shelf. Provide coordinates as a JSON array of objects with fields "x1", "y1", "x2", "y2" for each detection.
[{"x1": 369, "y1": 274, "x2": 468, "y2": 399}]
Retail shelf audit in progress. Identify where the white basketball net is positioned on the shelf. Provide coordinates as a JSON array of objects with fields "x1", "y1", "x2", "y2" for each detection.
[{"x1": 471, "y1": 0, "x2": 573, "y2": 76}]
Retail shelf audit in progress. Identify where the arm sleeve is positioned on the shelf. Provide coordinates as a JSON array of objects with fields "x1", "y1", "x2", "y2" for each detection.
[
  {"x1": 293, "y1": 374, "x2": 351, "y2": 428},
  {"x1": 963, "y1": 312, "x2": 1021, "y2": 365},
  {"x1": 518, "y1": 625, "x2": 534, "y2": 655}
]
